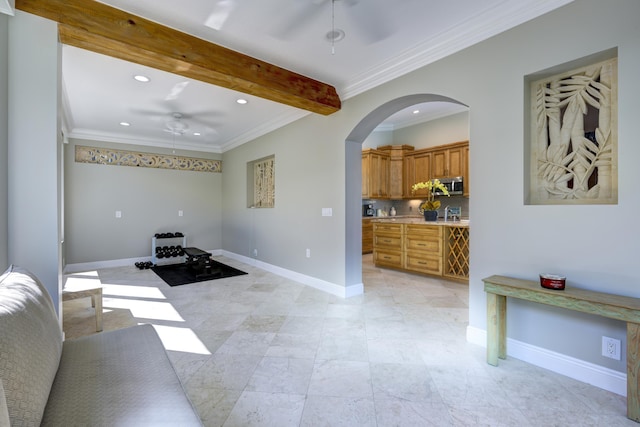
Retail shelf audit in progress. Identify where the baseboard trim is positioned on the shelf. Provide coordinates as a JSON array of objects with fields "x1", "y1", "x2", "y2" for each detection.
[
  {"x1": 64, "y1": 250, "x2": 362, "y2": 299},
  {"x1": 221, "y1": 250, "x2": 362, "y2": 298},
  {"x1": 466, "y1": 326, "x2": 627, "y2": 396}
]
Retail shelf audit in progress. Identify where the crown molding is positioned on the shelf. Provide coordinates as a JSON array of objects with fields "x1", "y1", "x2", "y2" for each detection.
[
  {"x1": 342, "y1": 0, "x2": 575, "y2": 100},
  {"x1": 0, "y1": 0, "x2": 14, "y2": 16}
]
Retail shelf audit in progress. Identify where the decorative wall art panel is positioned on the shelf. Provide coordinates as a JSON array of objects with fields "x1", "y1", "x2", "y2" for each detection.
[
  {"x1": 529, "y1": 57, "x2": 617, "y2": 205},
  {"x1": 253, "y1": 156, "x2": 275, "y2": 208},
  {"x1": 75, "y1": 145, "x2": 222, "y2": 173}
]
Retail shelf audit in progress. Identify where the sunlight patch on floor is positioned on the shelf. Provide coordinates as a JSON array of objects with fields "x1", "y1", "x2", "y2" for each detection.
[
  {"x1": 104, "y1": 298, "x2": 184, "y2": 322},
  {"x1": 150, "y1": 324, "x2": 211, "y2": 355},
  {"x1": 102, "y1": 283, "x2": 166, "y2": 299}
]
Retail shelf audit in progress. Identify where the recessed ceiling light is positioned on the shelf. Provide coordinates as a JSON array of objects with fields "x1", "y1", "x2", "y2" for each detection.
[
  {"x1": 236, "y1": 98, "x2": 248, "y2": 105},
  {"x1": 413, "y1": 110, "x2": 420, "y2": 114},
  {"x1": 133, "y1": 75, "x2": 150, "y2": 82},
  {"x1": 193, "y1": 132, "x2": 201, "y2": 136},
  {"x1": 120, "y1": 122, "x2": 131, "y2": 126}
]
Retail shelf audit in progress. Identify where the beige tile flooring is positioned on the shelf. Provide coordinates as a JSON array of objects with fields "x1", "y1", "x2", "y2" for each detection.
[{"x1": 63, "y1": 255, "x2": 634, "y2": 426}]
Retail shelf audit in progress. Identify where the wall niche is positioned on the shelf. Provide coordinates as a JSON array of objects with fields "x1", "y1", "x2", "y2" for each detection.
[{"x1": 526, "y1": 50, "x2": 617, "y2": 205}]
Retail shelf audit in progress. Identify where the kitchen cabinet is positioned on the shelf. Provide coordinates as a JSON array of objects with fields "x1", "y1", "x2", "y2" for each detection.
[
  {"x1": 404, "y1": 224, "x2": 443, "y2": 276},
  {"x1": 377, "y1": 145, "x2": 414, "y2": 199},
  {"x1": 431, "y1": 144, "x2": 464, "y2": 179},
  {"x1": 362, "y1": 149, "x2": 390, "y2": 198},
  {"x1": 444, "y1": 225, "x2": 469, "y2": 280},
  {"x1": 372, "y1": 220, "x2": 469, "y2": 281},
  {"x1": 403, "y1": 151, "x2": 431, "y2": 198},
  {"x1": 362, "y1": 218, "x2": 373, "y2": 254},
  {"x1": 462, "y1": 144, "x2": 469, "y2": 197},
  {"x1": 404, "y1": 140, "x2": 469, "y2": 197},
  {"x1": 372, "y1": 222, "x2": 403, "y2": 268}
]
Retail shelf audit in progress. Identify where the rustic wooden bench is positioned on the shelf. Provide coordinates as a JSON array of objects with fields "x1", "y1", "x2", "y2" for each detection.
[{"x1": 483, "y1": 274, "x2": 640, "y2": 422}]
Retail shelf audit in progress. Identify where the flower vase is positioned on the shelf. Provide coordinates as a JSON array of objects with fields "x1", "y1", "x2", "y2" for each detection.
[{"x1": 423, "y1": 210, "x2": 438, "y2": 221}]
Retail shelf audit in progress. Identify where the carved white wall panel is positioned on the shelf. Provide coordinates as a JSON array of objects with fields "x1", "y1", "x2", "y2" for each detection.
[
  {"x1": 253, "y1": 157, "x2": 275, "y2": 208},
  {"x1": 75, "y1": 145, "x2": 222, "y2": 173},
  {"x1": 530, "y1": 57, "x2": 617, "y2": 204}
]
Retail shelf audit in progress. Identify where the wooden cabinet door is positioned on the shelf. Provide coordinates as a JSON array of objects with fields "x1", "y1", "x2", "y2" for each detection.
[
  {"x1": 432, "y1": 145, "x2": 464, "y2": 179},
  {"x1": 403, "y1": 155, "x2": 415, "y2": 198},
  {"x1": 431, "y1": 149, "x2": 447, "y2": 178},
  {"x1": 462, "y1": 144, "x2": 469, "y2": 196},
  {"x1": 412, "y1": 152, "x2": 432, "y2": 197},
  {"x1": 361, "y1": 153, "x2": 370, "y2": 197},
  {"x1": 447, "y1": 146, "x2": 464, "y2": 178},
  {"x1": 362, "y1": 150, "x2": 390, "y2": 198}
]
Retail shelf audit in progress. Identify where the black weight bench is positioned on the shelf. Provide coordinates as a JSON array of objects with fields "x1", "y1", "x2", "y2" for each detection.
[{"x1": 183, "y1": 247, "x2": 220, "y2": 279}]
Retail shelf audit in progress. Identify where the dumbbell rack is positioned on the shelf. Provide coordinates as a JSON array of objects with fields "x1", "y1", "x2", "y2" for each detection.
[{"x1": 151, "y1": 234, "x2": 187, "y2": 265}]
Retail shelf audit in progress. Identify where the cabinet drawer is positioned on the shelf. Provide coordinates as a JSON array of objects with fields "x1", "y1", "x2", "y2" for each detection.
[
  {"x1": 373, "y1": 223, "x2": 402, "y2": 233},
  {"x1": 374, "y1": 234, "x2": 403, "y2": 249},
  {"x1": 374, "y1": 249, "x2": 403, "y2": 268},
  {"x1": 405, "y1": 236, "x2": 442, "y2": 253},
  {"x1": 405, "y1": 224, "x2": 442, "y2": 237},
  {"x1": 405, "y1": 253, "x2": 442, "y2": 275}
]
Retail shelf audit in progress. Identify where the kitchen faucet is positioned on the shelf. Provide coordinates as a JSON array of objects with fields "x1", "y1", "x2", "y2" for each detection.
[{"x1": 444, "y1": 206, "x2": 450, "y2": 222}]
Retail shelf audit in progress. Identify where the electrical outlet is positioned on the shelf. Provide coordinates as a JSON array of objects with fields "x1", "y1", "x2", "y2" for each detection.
[
  {"x1": 253, "y1": 249, "x2": 258, "y2": 257},
  {"x1": 306, "y1": 248, "x2": 311, "y2": 258},
  {"x1": 602, "y1": 336, "x2": 621, "y2": 360}
]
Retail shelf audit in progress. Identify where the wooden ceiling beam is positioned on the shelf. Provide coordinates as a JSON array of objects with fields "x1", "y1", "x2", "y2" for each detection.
[{"x1": 15, "y1": 0, "x2": 341, "y2": 115}]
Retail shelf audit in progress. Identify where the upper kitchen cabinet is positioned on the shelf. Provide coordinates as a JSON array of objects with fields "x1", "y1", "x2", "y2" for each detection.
[
  {"x1": 431, "y1": 141, "x2": 466, "y2": 179},
  {"x1": 378, "y1": 145, "x2": 414, "y2": 199},
  {"x1": 405, "y1": 140, "x2": 469, "y2": 198},
  {"x1": 404, "y1": 151, "x2": 432, "y2": 198},
  {"x1": 362, "y1": 149, "x2": 390, "y2": 199}
]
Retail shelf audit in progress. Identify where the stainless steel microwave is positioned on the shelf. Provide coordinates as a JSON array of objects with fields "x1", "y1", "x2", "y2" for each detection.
[{"x1": 434, "y1": 177, "x2": 463, "y2": 196}]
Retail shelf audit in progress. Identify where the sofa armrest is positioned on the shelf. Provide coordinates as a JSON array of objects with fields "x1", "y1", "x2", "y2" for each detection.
[{"x1": 42, "y1": 324, "x2": 202, "y2": 426}]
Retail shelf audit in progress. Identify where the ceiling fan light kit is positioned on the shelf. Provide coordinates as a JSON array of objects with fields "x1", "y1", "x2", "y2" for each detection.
[{"x1": 165, "y1": 113, "x2": 189, "y2": 135}]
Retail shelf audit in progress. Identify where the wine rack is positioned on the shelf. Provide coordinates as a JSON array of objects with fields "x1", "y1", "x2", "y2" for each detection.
[
  {"x1": 152, "y1": 233, "x2": 187, "y2": 265},
  {"x1": 444, "y1": 226, "x2": 469, "y2": 280}
]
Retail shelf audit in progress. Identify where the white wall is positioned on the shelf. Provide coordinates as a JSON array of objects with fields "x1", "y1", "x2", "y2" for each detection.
[
  {"x1": 223, "y1": 0, "x2": 640, "y2": 379},
  {"x1": 7, "y1": 11, "x2": 61, "y2": 312},
  {"x1": 393, "y1": 111, "x2": 469, "y2": 149},
  {"x1": 0, "y1": 14, "x2": 8, "y2": 272},
  {"x1": 64, "y1": 139, "x2": 222, "y2": 266}
]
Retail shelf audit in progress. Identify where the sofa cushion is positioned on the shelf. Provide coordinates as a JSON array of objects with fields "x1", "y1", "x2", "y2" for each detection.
[
  {"x1": 0, "y1": 379, "x2": 10, "y2": 427},
  {"x1": 0, "y1": 265, "x2": 63, "y2": 426},
  {"x1": 42, "y1": 324, "x2": 202, "y2": 426}
]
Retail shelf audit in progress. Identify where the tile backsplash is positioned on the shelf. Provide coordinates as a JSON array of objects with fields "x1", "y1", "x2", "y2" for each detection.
[{"x1": 363, "y1": 195, "x2": 469, "y2": 219}]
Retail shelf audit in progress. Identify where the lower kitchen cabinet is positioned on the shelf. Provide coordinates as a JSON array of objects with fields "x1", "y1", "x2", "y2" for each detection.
[
  {"x1": 373, "y1": 222, "x2": 403, "y2": 269},
  {"x1": 362, "y1": 218, "x2": 373, "y2": 254},
  {"x1": 404, "y1": 224, "x2": 443, "y2": 276},
  {"x1": 372, "y1": 221, "x2": 469, "y2": 281},
  {"x1": 444, "y1": 226, "x2": 470, "y2": 280}
]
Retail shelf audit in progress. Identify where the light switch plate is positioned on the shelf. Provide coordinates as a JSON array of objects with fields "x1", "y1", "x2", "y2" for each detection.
[{"x1": 322, "y1": 208, "x2": 332, "y2": 217}]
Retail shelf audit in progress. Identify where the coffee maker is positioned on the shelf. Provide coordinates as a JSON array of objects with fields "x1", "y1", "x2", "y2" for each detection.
[{"x1": 362, "y1": 204, "x2": 374, "y2": 217}]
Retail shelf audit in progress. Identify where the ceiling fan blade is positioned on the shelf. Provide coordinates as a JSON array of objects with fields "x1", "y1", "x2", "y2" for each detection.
[
  {"x1": 271, "y1": 1, "x2": 325, "y2": 39},
  {"x1": 204, "y1": 0, "x2": 238, "y2": 31},
  {"x1": 165, "y1": 81, "x2": 190, "y2": 101},
  {"x1": 344, "y1": 1, "x2": 395, "y2": 43}
]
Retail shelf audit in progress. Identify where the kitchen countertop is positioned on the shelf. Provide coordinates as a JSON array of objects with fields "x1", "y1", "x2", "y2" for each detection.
[{"x1": 367, "y1": 216, "x2": 470, "y2": 226}]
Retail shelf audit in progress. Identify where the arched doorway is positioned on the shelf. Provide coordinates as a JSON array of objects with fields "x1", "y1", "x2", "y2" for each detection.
[{"x1": 344, "y1": 94, "x2": 468, "y2": 295}]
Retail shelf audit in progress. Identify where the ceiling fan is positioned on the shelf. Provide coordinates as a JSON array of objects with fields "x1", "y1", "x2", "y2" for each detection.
[
  {"x1": 206, "y1": 0, "x2": 394, "y2": 43},
  {"x1": 164, "y1": 113, "x2": 189, "y2": 136}
]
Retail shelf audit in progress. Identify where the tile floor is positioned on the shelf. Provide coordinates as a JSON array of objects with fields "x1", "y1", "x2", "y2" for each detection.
[{"x1": 63, "y1": 255, "x2": 634, "y2": 426}]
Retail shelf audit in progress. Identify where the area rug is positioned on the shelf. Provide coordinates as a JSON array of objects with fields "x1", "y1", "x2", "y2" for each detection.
[{"x1": 151, "y1": 259, "x2": 247, "y2": 287}]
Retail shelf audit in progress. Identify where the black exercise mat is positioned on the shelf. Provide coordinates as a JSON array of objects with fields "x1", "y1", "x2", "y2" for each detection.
[{"x1": 151, "y1": 259, "x2": 247, "y2": 287}]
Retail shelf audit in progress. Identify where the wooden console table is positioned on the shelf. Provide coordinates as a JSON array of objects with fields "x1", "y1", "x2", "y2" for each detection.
[{"x1": 483, "y1": 275, "x2": 640, "y2": 422}]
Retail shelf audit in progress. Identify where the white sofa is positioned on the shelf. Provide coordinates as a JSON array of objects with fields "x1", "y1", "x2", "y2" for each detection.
[{"x1": 0, "y1": 265, "x2": 202, "y2": 426}]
